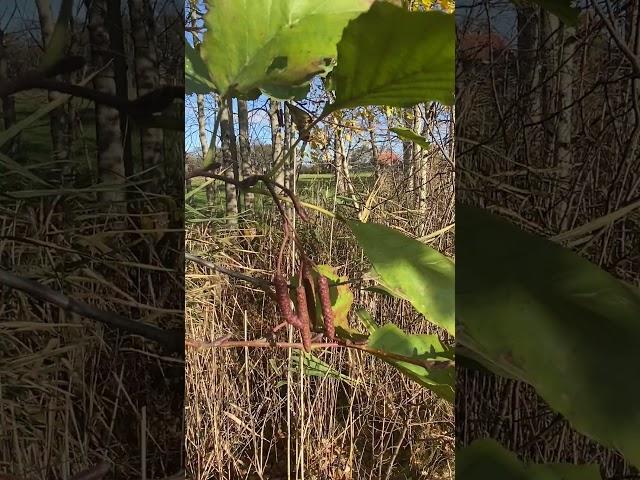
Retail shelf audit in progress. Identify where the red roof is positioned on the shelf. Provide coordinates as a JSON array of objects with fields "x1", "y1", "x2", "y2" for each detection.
[
  {"x1": 376, "y1": 150, "x2": 401, "y2": 166},
  {"x1": 458, "y1": 31, "x2": 507, "y2": 62}
]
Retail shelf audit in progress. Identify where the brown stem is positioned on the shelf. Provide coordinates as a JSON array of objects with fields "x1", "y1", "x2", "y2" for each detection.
[
  {"x1": 186, "y1": 338, "x2": 339, "y2": 351},
  {"x1": 0, "y1": 268, "x2": 181, "y2": 352},
  {"x1": 296, "y1": 283, "x2": 312, "y2": 352}
]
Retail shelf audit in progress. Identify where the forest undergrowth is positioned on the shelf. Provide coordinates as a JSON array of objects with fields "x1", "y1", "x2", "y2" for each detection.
[{"x1": 185, "y1": 163, "x2": 455, "y2": 480}]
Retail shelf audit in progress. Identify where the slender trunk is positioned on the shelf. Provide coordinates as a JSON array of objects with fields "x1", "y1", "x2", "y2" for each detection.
[
  {"x1": 269, "y1": 99, "x2": 285, "y2": 187},
  {"x1": 219, "y1": 96, "x2": 238, "y2": 225},
  {"x1": 335, "y1": 128, "x2": 360, "y2": 210},
  {"x1": 107, "y1": 0, "x2": 133, "y2": 184},
  {"x1": 128, "y1": 0, "x2": 164, "y2": 194},
  {"x1": 284, "y1": 110, "x2": 297, "y2": 219},
  {"x1": 554, "y1": 23, "x2": 575, "y2": 230},
  {"x1": 517, "y1": 5, "x2": 538, "y2": 115},
  {"x1": 540, "y1": 11, "x2": 560, "y2": 165},
  {"x1": 283, "y1": 109, "x2": 294, "y2": 190},
  {"x1": 35, "y1": 0, "x2": 69, "y2": 164},
  {"x1": 237, "y1": 99, "x2": 253, "y2": 211},
  {"x1": 88, "y1": 0, "x2": 126, "y2": 207},
  {"x1": 414, "y1": 104, "x2": 428, "y2": 212},
  {"x1": 188, "y1": 0, "x2": 212, "y2": 203},
  {"x1": 0, "y1": 29, "x2": 18, "y2": 156}
]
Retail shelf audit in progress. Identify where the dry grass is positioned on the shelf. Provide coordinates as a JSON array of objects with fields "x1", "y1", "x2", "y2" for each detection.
[
  {"x1": 185, "y1": 159, "x2": 455, "y2": 479},
  {"x1": 1, "y1": 95, "x2": 184, "y2": 479}
]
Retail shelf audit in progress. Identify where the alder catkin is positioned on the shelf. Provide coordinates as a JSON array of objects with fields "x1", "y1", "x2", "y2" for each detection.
[
  {"x1": 317, "y1": 275, "x2": 335, "y2": 340},
  {"x1": 296, "y1": 284, "x2": 312, "y2": 352},
  {"x1": 273, "y1": 273, "x2": 302, "y2": 329}
]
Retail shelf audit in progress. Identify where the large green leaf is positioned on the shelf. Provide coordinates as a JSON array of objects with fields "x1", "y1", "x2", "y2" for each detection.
[
  {"x1": 367, "y1": 323, "x2": 454, "y2": 402},
  {"x1": 325, "y1": 2, "x2": 454, "y2": 114},
  {"x1": 347, "y1": 220, "x2": 454, "y2": 336},
  {"x1": 186, "y1": 41, "x2": 217, "y2": 94},
  {"x1": 458, "y1": 439, "x2": 602, "y2": 480},
  {"x1": 457, "y1": 205, "x2": 640, "y2": 467},
  {"x1": 203, "y1": 0, "x2": 373, "y2": 99}
]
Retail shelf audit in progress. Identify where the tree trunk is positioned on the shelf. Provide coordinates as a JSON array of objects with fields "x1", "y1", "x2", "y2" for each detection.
[
  {"x1": 540, "y1": 11, "x2": 560, "y2": 163},
  {"x1": 517, "y1": 5, "x2": 539, "y2": 116},
  {"x1": 554, "y1": 23, "x2": 576, "y2": 231},
  {"x1": 88, "y1": 0, "x2": 126, "y2": 206},
  {"x1": 414, "y1": 104, "x2": 428, "y2": 213},
  {"x1": 35, "y1": 0, "x2": 69, "y2": 164},
  {"x1": 237, "y1": 99, "x2": 253, "y2": 211},
  {"x1": 269, "y1": 99, "x2": 285, "y2": 186},
  {"x1": 0, "y1": 28, "x2": 18, "y2": 156},
  {"x1": 107, "y1": 0, "x2": 133, "y2": 184},
  {"x1": 335, "y1": 128, "x2": 360, "y2": 210},
  {"x1": 219, "y1": 96, "x2": 238, "y2": 225},
  {"x1": 128, "y1": 0, "x2": 164, "y2": 194},
  {"x1": 188, "y1": 0, "x2": 212, "y2": 203},
  {"x1": 283, "y1": 109, "x2": 294, "y2": 190}
]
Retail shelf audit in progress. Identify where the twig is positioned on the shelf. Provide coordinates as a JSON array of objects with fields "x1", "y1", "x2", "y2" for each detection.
[
  {"x1": 186, "y1": 171, "x2": 308, "y2": 223},
  {"x1": 185, "y1": 336, "x2": 454, "y2": 370},
  {"x1": 0, "y1": 268, "x2": 182, "y2": 352},
  {"x1": 590, "y1": 0, "x2": 640, "y2": 78},
  {"x1": 185, "y1": 252, "x2": 275, "y2": 297},
  {"x1": 0, "y1": 57, "x2": 183, "y2": 117},
  {"x1": 185, "y1": 337, "x2": 339, "y2": 351}
]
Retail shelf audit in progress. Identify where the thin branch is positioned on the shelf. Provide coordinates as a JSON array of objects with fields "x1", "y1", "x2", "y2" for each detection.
[
  {"x1": 185, "y1": 252, "x2": 275, "y2": 297},
  {"x1": 186, "y1": 172, "x2": 309, "y2": 222},
  {"x1": 185, "y1": 335, "x2": 454, "y2": 370},
  {"x1": 0, "y1": 56, "x2": 183, "y2": 117},
  {"x1": 591, "y1": 0, "x2": 640, "y2": 78},
  {"x1": 185, "y1": 337, "x2": 339, "y2": 351},
  {"x1": 0, "y1": 268, "x2": 182, "y2": 352}
]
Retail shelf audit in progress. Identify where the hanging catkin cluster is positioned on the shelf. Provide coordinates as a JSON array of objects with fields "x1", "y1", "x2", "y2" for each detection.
[{"x1": 273, "y1": 265, "x2": 337, "y2": 352}]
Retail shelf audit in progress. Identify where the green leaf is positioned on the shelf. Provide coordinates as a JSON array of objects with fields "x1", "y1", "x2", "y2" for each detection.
[
  {"x1": 367, "y1": 323, "x2": 454, "y2": 402},
  {"x1": 291, "y1": 350, "x2": 356, "y2": 385},
  {"x1": 347, "y1": 220, "x2": 454, "y2": 336},
  {"x1": 457, "y1": 439, "x2": 602, "y2": 480},
  {"x1": 292, "y1": 264, "x2": 366, "y2": 341},
  {"x1": 325, "y1": 3, "x2": 454, "y2": 114},
  {"x1": 203, "y1": 0, "x2": 373, "y2": 99},
  {"x1": 186, "y1": 41, "x2": 217, "y2": 94},
  {"x1": 457, "y1": 205, "x2": 640, "y2": 468},
  {"x1": 519, "y1": 0, "x2": 579, "y2": 27},
  {"x1": 355, "y1": 308, "x2": 378, "y2": 334},
  {"x1": 40, "y1": 0, "x2": 73, "y2": 71},
  {"x1": 390, "y1": 127, "x2": 430, "y2": 150},
  {"x1": 314, "y1": 265, "x2": 353, "y2": 330}
]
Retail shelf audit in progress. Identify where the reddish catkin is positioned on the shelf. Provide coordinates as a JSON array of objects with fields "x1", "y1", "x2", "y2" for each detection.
[
  {"x1": 296, "y1": 284, "x2": 312, "y2": 352},
  {"x1": 317, "y1": 275, "x2": 335, "y2": 340},
  {"x1": 273, "y1": 273, "x2": 302, "y2": 329}
]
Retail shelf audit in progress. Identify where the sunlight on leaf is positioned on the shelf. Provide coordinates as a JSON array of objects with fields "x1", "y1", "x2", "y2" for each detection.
[
  {"x1": 367, "y1": 323, "x2": 454, "y2": 401},
  {"x1": 347, "y1": 220, "x2": 454, "y2": 336},
  {"x1": 325, "y1": 2, "x2": 454, "y2": 113},
  {"x1": 458, "y1": 205, "x2": 640, "y2": 468}
]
